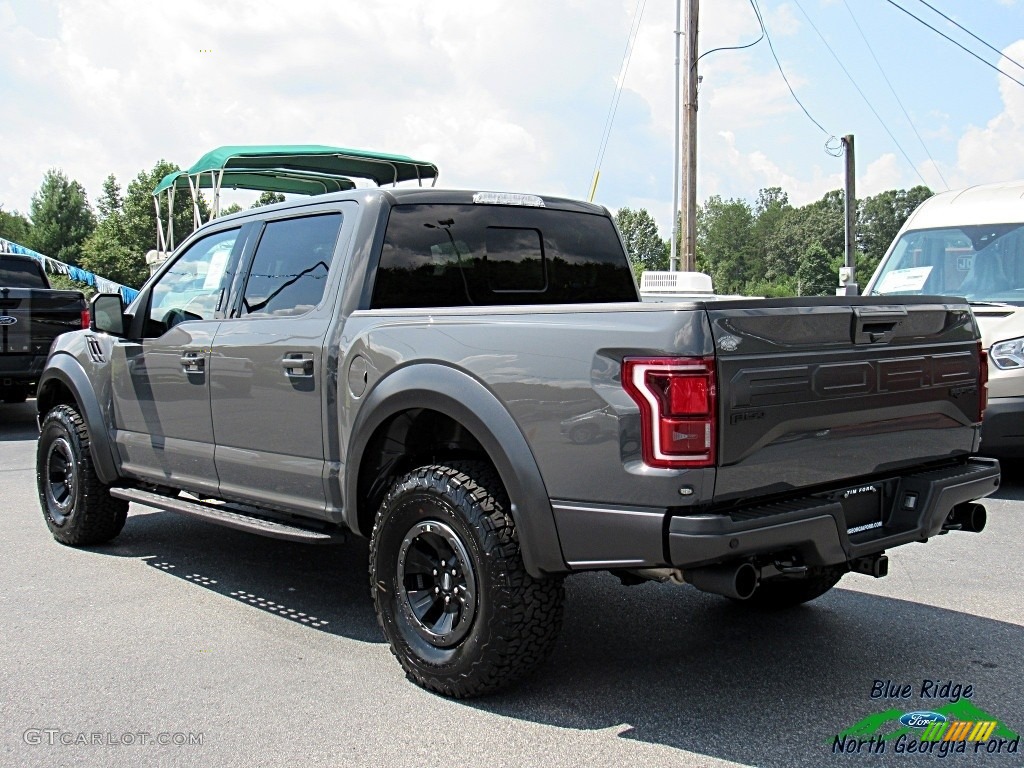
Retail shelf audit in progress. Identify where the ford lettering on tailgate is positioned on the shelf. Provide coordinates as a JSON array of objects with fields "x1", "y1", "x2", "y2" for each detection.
[{"x1": 729, "y1": 352, "x2": 976, "y2": 408}]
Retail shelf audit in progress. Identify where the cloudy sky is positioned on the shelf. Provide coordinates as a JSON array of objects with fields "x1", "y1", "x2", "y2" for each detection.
[{"x1": 2, "y1": 0, "x2": 1023, "y2": 236}]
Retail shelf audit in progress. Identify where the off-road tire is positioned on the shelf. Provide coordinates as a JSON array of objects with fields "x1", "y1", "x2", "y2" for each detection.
[
  {"x1": 737, "y1": 566, "x2": 847, "y2": 610},
  {"x1": 370, "y1": 462, "x2": 564, "y2": 698},
  {"x1": 37, "y1": 404, "x2": 128, "y2": 546}
]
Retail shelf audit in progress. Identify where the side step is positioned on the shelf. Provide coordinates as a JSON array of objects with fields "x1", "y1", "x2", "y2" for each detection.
[{"x1": 109, "y1": 487, "x2": 346, "y2": 544}]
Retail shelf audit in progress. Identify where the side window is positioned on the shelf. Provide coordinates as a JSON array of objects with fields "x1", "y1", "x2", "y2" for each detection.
[
  {"x1": 149, "y1": 228, "x2": 240, "y2": 332},
  {"x1": 240, "y1": 213, "x2": 343, "y2": 317}
]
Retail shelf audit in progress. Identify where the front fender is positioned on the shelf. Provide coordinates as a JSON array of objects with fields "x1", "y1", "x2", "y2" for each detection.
[
  {"x1": 37, "y1": 353, "x2": 120, "y2": 485},
  {"x1": 346, "y1": 362, "x2": 567, "y2": 577}
]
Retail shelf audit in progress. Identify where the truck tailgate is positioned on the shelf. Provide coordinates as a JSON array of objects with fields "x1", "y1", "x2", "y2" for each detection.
[
  {"x1": 709, "y1": 297, "x2": 983, "y2": 503},
  {"x1": 0, "y1": 288, "x2": 85, "y2": 356}
]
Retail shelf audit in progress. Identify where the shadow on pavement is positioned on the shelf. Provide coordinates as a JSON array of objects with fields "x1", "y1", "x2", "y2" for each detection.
[
  {"x1": 0, "y1": 400, "x2": 39, "y2": 441},
  {"x1": 77, "y1": 507, "x2": 1023, "y2": 768}
]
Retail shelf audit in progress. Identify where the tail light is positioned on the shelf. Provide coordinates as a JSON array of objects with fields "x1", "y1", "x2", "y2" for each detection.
[
  {"x1": 979, "y1": 343, "x2": 988, "y2": 422},
  {"x1": 80, "y1": 309, "x2": 90, "y2": 329},
  {"x1": 622, "y1": 357, "x2": 716, "y2": 468}
]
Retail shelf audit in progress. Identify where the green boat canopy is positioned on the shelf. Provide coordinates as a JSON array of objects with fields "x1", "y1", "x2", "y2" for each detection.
[{"x1": 151, "y1": 145, "x2": 440, "y2": 253}]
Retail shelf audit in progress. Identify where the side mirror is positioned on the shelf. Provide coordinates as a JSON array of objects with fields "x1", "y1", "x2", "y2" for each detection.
[{"x1": 91, "y1": 293, "x2": 125, "y2": 336}]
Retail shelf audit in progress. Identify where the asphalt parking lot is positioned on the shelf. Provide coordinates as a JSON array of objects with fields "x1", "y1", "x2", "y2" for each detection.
[{"x1": 1, "y1": 398, "x2": 1021, "y2": 768}]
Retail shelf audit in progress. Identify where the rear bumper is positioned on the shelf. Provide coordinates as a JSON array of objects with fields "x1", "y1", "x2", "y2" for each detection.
[
  {"x1": 668, "y1": 458, "x2": 1000, "y2": 569},
  {"x1": 980, "y1": 397, "x2": 1024, "y2": 457},
  {"x1": 551, "y1": 458, "x2": 1000, "y2": 572},
  {"x1": 0, "y1": 354, "x2": 46, "y2": 386}
]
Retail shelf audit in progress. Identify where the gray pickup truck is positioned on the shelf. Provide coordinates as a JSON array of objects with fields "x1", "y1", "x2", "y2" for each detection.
[{"x1": 34, "y1": 188, "x2": 999, "y2": 697}]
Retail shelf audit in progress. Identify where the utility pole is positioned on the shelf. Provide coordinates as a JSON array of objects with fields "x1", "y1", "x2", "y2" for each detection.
[
  {"x1": 679, "y1": 0, "x2": 699, "y2": 272},
  {"x1": 837, "y1": 134, "x2": 859, "y2": 295},
  {"x1": 670, "y1": 0, "x2": 681, "y2": 272}
]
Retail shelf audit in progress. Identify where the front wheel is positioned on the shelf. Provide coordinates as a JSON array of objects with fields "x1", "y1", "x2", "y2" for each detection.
[
  {"x1": 37, "y1": 404, "x2": 128, "y2": 546},
  {"x1": 370, "y1": 462, "x2": 564, "y2": 698}
]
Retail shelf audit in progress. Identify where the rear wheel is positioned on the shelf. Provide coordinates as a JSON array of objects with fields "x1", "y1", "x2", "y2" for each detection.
[
  {"x1": 37, "y1": 404, "x2": 128, "y2": 546},
  {"x1": 737, "y1": 566, "x2": 846, "y2": 609},
  {"x1": 370, "y1": 462, "x2": 564, "y2": 698}
]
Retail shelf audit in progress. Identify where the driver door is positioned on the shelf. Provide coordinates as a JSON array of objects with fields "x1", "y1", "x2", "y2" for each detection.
[{"x1": 110, "y1": 225, "x2": 246, "y2": 494}]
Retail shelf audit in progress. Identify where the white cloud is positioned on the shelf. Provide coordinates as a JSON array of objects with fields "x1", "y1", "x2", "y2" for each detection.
[{"x1": 953, "y1": 40, "x2": 1024, "y2": 185}]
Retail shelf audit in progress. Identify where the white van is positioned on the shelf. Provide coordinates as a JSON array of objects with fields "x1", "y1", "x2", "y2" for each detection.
[{"x1": 865, "y1": 180, "x2": 1024, "y2": 456}]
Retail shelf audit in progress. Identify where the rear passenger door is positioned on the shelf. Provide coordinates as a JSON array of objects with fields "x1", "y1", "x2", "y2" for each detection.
[{"x1": 210, "y1": 207, "x2": 351, "y2": 517}]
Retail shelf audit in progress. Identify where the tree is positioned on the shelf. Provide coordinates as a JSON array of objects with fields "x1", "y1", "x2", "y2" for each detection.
[
  {"x1": 615, "y1": 207, "x2": 666, "y2": 275},
  {"x1": 252, "y1": 191, "x2": 286, "y2": 208},
  {"x1": 80, "y1": 160, "x2": 209, "y2": 289},
  {"x1": 0, "y1": 205, "x2": 32, "y2": 245},
  {"x1": 763, "y1": 190, "x2": 845, "y2": 290},
  {"x1": 26, "y1": 169, "x2": 95, "y2": 264},
  {"x1": 696, "y1": 195, "x2": 757, "y2": 294},
  {"x1": 857, "y1": 186, "x2": 932, "y2": 279},
  {"x1": 796, "y1": 241, "x2": 839, "y2": 296}
]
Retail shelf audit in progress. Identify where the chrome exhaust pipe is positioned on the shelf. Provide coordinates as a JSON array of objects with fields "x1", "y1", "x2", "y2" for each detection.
[{"x1": 685, "y1": 562, "x2": 759, "y2": 600}]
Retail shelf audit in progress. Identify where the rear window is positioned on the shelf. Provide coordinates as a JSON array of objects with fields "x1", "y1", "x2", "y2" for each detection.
[
  {"x1": 370, "y1": 204, "x2": 637, "y2": 308},
  {"x1": 0, "y1": 256, "x2": 48, "y2": 288}
]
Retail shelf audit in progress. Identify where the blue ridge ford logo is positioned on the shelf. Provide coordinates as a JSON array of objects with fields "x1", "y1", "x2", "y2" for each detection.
[
  {"x1": 0, "y1": 315, "x2": 18, "y2": 326},
  {"x1": 900, "y1": 711, "x2": 948, "y2": 728}
]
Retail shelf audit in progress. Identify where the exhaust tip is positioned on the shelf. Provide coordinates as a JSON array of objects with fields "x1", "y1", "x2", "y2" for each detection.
[{"x1": 947, "y1": 503, "x2": 987, "y2": 533}]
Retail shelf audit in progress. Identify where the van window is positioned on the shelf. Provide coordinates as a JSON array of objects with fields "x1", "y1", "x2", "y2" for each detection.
[
  {"x1": 370, "y1": 204, "x2": 636, "y2": 308},
  {"x1": 871, "y1": 223, "x2": 1024, "y2": 305}
]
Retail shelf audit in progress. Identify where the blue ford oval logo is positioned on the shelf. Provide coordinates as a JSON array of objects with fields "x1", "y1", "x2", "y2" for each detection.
[
  {"x1": 900, "y1": 711, "x2": 947, "y2": 728},
  {"x1": 0, "y1": 315, "x2": 17, "y2": 326}
]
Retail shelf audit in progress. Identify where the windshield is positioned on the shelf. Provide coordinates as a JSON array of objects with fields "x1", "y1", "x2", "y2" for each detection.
[{"x1": 870, "y1": 223, "x2": 1024, "y2": 305}]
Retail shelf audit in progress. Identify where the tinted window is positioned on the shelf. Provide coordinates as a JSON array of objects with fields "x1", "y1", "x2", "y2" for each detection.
[
  {"x1": 0, "y1": 256, "x2": 48, "y2": 288},
  {"x1": 370, "y1": 204, "x2": 636, "y2": 308},
  {"x1": 149, "y1": 228, "x2": 240, "y2": 330},
  {"x1": 241, "y1": 213, "x2": 342, "y2": 317}
]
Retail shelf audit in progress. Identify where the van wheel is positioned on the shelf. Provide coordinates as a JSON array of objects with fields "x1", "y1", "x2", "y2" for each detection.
[
  {"x1": 370, "y1": 462, "x2": 564, "y2": 698},
  {"x1": 736, "y1": 566, "x2": 846, "y2": 609},
  {"x1": 37, "y1": 404, "x2": 128, "y2": 546}
]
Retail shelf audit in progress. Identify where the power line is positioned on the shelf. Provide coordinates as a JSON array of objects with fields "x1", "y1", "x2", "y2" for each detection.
[
  {"x1": 749, "y1": 0, "x2": 834, "y2": 140},
  {"x1": 884, "y1": 0, "x2": 1024, "y2": 91},
  {"x1": 694, "y1": 0, "x2": 764, "y2": 70},
  {"x1": 794, "y1": 0, "x2": 930, "y2": 187},
  {"x1": 910, "y1": 0, "x2": 1024, "y2": 75},
  {"x1": 841, "y1": 0, "x2": 949, "y2": 190},
  {"x1": 590, "y1": 0, "x2": 648, "y2": 196}
]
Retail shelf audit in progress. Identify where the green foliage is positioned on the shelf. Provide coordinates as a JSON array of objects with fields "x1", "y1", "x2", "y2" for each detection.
[
  {"x1": 615, "y1": 207, "x2": 667, "y2": 274},
  {"x1": 221, "y1": 203, "x2": 244, "y2": 216},
  {"x1": 80, "y1": 161, "x2": 209, "y2": 289},
  {"x1": 797, "y1": 241, "x2": 840, "y2": 296},
  {"x1": 47, "y1": 272, "x2": 97, "y2": 299},
  {"x1": 26, "y1": 169, "x2": 96, "y2": 265},
  {"x1": 252, "y1": 191, "x2": 286, "y2": 208},
  {"x1": 696, "y1": 195, "x2": 758, "y2": 294},
  {"x1": 0, "y1": 205, "x2": 32, "y2": 244}
]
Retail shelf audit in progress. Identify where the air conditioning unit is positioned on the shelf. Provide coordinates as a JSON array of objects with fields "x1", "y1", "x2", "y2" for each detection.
[{"x1": 639, "y1": 271, "x2": 714, "y2": 295}]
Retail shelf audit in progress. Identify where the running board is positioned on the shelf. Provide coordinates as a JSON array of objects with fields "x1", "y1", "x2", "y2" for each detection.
[{"x1": 109, "y1": 487, "x2": 345, "y2": 544}]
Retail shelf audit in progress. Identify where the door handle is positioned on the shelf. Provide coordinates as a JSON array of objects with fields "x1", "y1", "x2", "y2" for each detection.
[
  {"x1": 180, "y1": 353, "x2": 205, "y2": 373},
  {"x1": 282, "y1": 354, "x2": 314, "y2": 377}
]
